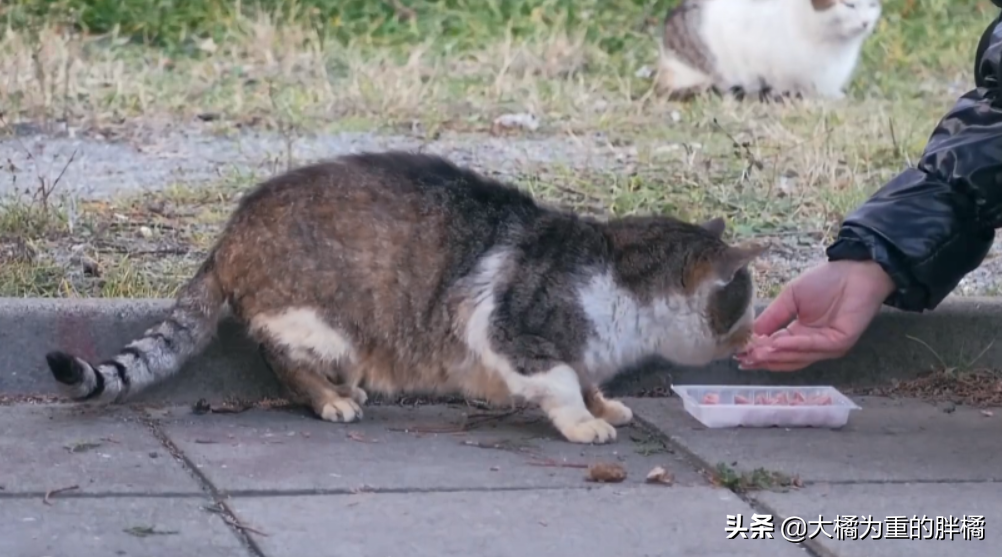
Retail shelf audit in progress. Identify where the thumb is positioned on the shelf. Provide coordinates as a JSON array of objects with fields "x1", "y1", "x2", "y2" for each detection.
[{"x1": 752, "y1": 285, "x2": 797, "y2": 336}]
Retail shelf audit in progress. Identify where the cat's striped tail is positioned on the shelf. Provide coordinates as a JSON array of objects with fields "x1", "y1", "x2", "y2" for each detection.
[{"x1": 45, "y1": 256, "x2": 226, "y2": 404}]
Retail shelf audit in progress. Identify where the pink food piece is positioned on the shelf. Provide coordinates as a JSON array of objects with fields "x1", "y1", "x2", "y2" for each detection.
[
  {"x1": 701, "y1": 393, "x2": 720, "y2": 405},
  {"x1": 772, "y1": 392, "x2": 789, "y2": 405},
  {"x1": 734, "y1": 394, "x2": 751, "y2": 405},
  {"x1": 807, "y1": 395, "x2": 833, "y2": 405},
  {"x1": 754, "y1": 394, "x2": 770, "y2": 405}
]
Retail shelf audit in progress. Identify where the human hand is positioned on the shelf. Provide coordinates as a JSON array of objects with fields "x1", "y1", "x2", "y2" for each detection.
[{"x1": 735, "y1": 260, "x2": 896, "y2": 372}]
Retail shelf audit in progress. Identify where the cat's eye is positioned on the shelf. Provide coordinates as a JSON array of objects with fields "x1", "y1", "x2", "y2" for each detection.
[{"x1": 843, "y1": 1, "x2": 855, "y2": 6}]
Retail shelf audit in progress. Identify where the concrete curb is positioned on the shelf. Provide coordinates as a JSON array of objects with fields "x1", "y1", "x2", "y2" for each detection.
[{"x1": 2, "y1": 296, "x2": 1001, "y2": 403}]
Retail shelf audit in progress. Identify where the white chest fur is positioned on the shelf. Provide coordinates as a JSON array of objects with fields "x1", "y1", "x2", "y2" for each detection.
[{"x1": 576, "y1": 271, "x2": 719, "y2": 379}]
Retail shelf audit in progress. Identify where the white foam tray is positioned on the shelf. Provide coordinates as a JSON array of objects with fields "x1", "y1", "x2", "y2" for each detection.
[{"x1": 670, "y1": 384, "x2": 861, "y2": 429}]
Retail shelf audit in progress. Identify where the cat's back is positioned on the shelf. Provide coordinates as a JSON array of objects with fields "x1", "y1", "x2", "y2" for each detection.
[
  {"x1": 696, "y1": 0, "x2": 801, "y2": 56},
  {"x1": 212, "y1": 151, "x2": 548, "y2": 299},
  {"x1": 231, "y1": 151, "x2": 542, "y2": 228}
]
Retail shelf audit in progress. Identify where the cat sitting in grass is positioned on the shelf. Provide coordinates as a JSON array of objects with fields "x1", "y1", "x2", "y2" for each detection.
[
  {"x1": 45, "y1": 151, "x2": 765, "y2": 445},
  {"x1": 657, "y1": 0, "x2": 882, "y2": 100}
]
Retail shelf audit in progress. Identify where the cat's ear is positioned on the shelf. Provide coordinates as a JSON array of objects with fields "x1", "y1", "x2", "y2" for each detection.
[
  {"x1": 700, "y1": 216, "x2": 726, "y2": 239},
  {"x1": 713, "y1": 242, "x2": 766, "y2": 285}
]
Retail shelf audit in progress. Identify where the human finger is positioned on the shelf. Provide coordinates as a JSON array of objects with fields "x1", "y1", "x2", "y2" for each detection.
[
  {"x1": 740, "y1": 348, "x2": 837, "y2": 367},
  {"x1": 736, "y1": 348, "x2": 834, "y2": 372},
  {"x1": 764, "y1": 331, "x2": 850, "y2": 355},
  {"x1": 732, "y1": 327, "x2": 793, "y2": 359},
  {"x1": 734, "y1": 331, "x2": 842, "y2": 368},
  {"x1": 743, "y1": 360, "x2": 817, "y2": 373}
]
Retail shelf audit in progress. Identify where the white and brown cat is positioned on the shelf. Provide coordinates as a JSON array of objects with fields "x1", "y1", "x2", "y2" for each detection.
[
  {"x1": 657, "y1": 0, "x2": 882, "y2": 100},
  {"x1": 44, "y1": 151, "x2": 765, "y2": 444}
]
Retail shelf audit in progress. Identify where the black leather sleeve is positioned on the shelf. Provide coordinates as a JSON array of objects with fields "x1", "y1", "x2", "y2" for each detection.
[{"x1": 825, "y1": 12, "x2": 1002, "y2": 312}]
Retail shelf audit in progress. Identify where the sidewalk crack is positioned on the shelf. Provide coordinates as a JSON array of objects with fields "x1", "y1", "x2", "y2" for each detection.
[{"x1": 135, "y1": 408, "x2": 268, "y2": 557}]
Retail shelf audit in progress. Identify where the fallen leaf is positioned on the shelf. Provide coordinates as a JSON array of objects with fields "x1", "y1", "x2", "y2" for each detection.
[
  {"x1": 645, "y1": 466, "x2": 674, "y2": 486},
  {"x1": 586, "y1": 462, "x2": 627, "y2": 483}
]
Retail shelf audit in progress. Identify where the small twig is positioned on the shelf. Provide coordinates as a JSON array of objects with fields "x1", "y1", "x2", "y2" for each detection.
[
  {"x1": 222, "y1": 515, "x2": 268, "y2": 537},
  {"x1": 389, "y1": 407, "x2": 522, "y2": 435},
  {"x1": 109, "y1": 222, "x2": 180, "y2": 232},
  {"x1": 97, "y1": 247, "x2": 191, "y2": 256},
  {"x1": 964, "y1": 339, "x2": 996, "y2": 370},
  {"x1": 526, "y1": 458, "x2": 589, "y2": 469},
  {"x1": 460, "y1": 439, "x2": 540, "y2": 456},
  {"x1": 43, "y1": 484, "x2": 79, "y2": 505},
  {"x1": 710, "y1": 118, "x2": 764, "y2": 173},
  {"x1": 887, "y1": 116, "x2": 899, "y2": 156},
  {"x1": 905, "y1": 335, "x2": 948, "y2": 370},
  {"x1": 205, "y1": 504, "x2": 268, "y2": 537},
  {"x1": 43, "y1": 147, "x2": 78, "y2": 207},
  {"x1": 552, "y1": 184, "x2": 603, "y2": 202},
  {"x1": 463, "y1": 407, "x2": 523, "y2": 429},
  {"x1": 347, "y1": 431, "x2": 379, "y2": 443},
  {"x1": 746, "y1": 229, "x2": 822, "y2": 239},
  {"x1": 388, "y1": 424, "x2": 466, "y2": 434}
]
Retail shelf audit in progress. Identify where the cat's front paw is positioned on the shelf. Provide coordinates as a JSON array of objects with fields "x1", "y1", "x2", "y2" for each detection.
[
  {"x1": 319, "y1": 398, "x2": 363, "y2": 423},
  {"x1": 559, "y1": 417, "x2": 617, "y2": 444},
  {"x1": 599, "y1": 399, "x2": 634, "y2": 426}
]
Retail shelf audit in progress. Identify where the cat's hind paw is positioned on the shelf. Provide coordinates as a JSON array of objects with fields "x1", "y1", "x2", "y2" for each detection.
[
  {"x1": 319, "y1": 398, "x2": 363, "y2": 423},
  {"x1": 558, "y1": 417, "x2": 617, "y2": 445}
]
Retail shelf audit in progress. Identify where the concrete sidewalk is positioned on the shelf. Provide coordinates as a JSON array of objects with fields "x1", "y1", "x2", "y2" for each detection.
[{"x1": 0, "y1": 396, "x2": 997, "y2": 557}]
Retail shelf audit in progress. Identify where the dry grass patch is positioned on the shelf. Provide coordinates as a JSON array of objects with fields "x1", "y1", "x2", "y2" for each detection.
[{"x1": 0, "y1": 0, "x2": 999, "y2": 297}]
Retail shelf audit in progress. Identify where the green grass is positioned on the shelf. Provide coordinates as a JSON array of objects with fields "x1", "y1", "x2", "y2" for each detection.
[
  {"x1": 0, "y1": 0, "x2": 1000, "y2": 297},
  {"x1": 1, "y1": 0, "x2": 993, "y2": 126}
]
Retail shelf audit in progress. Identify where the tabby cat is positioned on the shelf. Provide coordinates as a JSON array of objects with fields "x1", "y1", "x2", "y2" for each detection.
[{"x1": 45, "y1": 152, "x2": 765, "y2": 444}]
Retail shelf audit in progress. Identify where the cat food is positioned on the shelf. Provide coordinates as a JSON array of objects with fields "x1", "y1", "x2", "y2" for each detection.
[
  {"x1": 701, "y1": 391, "x2": 833, "y2": 406},
  {"x1": 701, "y1": 392, "x2": 720, "y2": 404},
  {"x1": 586, "y1": 462, "x2": 628, "y2": 483},
  {"x1": 675, "y1": 385, "x2": 860, "y2": 428}
]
